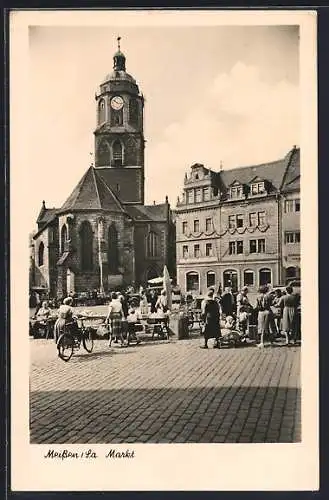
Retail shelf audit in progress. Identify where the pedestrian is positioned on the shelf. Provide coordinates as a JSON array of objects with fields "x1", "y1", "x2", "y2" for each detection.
[
  {"x1": 236, "y1": 286, "x2": 252, "y2": 336},
  {"x1": 150, "y1": 289, "x2": 158, "y2": 314},
  {"x1": 278, "y1": 286, "x2": 299, "y2": 345},
  {"x1": 220, "y1": 286, "x2": 236, "y2": 317},
  {"x1": 140, "y1": 290, "x2": 149, "y2": 315},
  {"x1": 271, "y1": 289, "x2": 283, "y2": 336},
  {"x1": 155, "y1": 289, "x2": 168, "y2": 313},
  {"x1": 256, "y1": 285, "x2": 274, "y2": 348},
  {"x1": 200, "y1": 289, "x2": 221, "y2": 349},
  {"x1": 106, "y1": 292, "x2": 124, "y2": 346}
]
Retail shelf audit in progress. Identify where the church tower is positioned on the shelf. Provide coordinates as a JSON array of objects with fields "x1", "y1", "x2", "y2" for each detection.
[{"x1": 94, "y1": 37, "x2": 145, "y2": 204}]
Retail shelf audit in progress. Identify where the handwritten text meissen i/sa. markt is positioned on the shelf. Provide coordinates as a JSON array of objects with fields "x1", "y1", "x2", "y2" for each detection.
[{"x1": 44, "y1": 449, "x2": 136, "y2": 460}]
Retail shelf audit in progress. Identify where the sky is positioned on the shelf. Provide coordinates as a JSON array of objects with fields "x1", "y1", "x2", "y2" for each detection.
[{"x1": 28, "y1": 25, "x2": 299, "y2": 229}]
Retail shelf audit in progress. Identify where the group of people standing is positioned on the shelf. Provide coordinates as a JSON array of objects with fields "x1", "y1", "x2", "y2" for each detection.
[{"x1": 200, "y1": 284, "x2": 301, "y2": 349}]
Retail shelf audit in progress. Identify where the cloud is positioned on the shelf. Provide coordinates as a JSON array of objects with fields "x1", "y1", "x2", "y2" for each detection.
[{"x1": 145, "y1": 61, "x2": 299, "y2": 206}]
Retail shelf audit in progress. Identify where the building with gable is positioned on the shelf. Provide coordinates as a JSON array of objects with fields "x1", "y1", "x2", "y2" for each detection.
[
  {"x1": 30, "y1": 41, "x2": 175, "y2": 299},
  {"x1": 175, "y1": 147, "x2": 300, "y2": 298}
]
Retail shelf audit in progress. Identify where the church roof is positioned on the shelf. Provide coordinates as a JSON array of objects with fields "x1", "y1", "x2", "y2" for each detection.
[
  {"x1": 37, "y1": 207, "x2": 57, "y2": 225},
  {"x1": 58, "y1": 166, "x2": 125, "y2": 213},
  {"x1": 96, "y1": 167, "x2": 142, "y2": 204},
  {"x1": 125, "y1": 203, "x2": 169, "y2": 222}
]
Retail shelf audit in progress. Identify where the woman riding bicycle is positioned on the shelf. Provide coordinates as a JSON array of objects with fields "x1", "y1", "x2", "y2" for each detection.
[{"x1": 54, "y1": 296, "x2": 79, "y2": 343}]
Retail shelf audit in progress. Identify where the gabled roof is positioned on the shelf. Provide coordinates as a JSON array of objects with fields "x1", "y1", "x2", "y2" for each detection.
[
  {"x1": 216, "y1": 147, "x2": 300, "y2": 193},
  {"x1": 281, "y1": 147, "x2": 300, "y2": 192},
  {"x1": 58, "y1": 166, "x2": 125, "y2": 213},
  {"x1": 125, "y1": 203, "x2": 168, "y2": 222},
  {"x1": 37, "y1": 208, "x2": 57, "y2": 225}
]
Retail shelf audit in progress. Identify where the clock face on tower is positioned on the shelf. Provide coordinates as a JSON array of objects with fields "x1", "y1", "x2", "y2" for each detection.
[{"x1": 111, "y1": 96, "x2": 124, "y2": 110}]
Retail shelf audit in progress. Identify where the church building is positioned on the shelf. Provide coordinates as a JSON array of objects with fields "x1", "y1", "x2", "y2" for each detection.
[{"x1": 31, "y1": 40, "x2": 175, "y2": 299}]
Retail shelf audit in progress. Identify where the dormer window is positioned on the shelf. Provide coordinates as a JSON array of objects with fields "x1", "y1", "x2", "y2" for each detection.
[
  {"x1": 251, "y1": 181, "x2": 265, "y2": 195},
  {"x1": 230, "y1": 186, "x2": 244, "y2": 199}
]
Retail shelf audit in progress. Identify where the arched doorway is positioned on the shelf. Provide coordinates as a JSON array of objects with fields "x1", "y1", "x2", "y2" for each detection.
[
  {"x1": 186, "y1": 271, "x2": 199, "y2": 293},
  {"x1": 286, "y1": 266, "x2": 297, "y2": 283},
  {"x1": 259, "y1": 268, "x2": 272, "y2": 286},
  {"x1": 146, "y1": 267, "x2": 159, "y2": 282},
  {"x1": 223, "y1": 269, "x2": 238, "y2": 292}
]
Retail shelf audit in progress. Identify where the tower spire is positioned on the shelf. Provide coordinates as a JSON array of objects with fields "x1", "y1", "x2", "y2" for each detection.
[
  {"x1": 113, "y1": 36, "x2": 126, "y2": 71},
  {"x1": 117, "y1": 36, "x2": 121, "y2": 51}
]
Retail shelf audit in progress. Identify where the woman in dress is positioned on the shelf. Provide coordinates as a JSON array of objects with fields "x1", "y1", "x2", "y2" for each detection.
[
  {"x1": 200, "y1": 289, "x2": 221, "y2": 349},
  {"x1": 140, "y1": 290, "x2": 149, "y2": 316},
  {"x1": 106, "y1": 292, "x2": 124, "y2": 346},
  {"x1": 256, "y1": 285, "x2": 274, "y2": 348},
  {"x1": 271, "y1": 289, "x2": 283, "y2": 336},
  {"x1": 279, "y1": 286, "x2": 298, "y2": 345},
  {"x1": 53, "y1": 297, "x2": 76, "y2": 343}
]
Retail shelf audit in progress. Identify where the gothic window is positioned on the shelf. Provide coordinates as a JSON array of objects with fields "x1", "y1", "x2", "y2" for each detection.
[
  {"x1": 38, "y1": 242, "x2": 44, "y2": 266},
  {"x1": 61, "y1": 224, "x2": 67, "y2": 254},
  {"x1": 129, "y1": 98, "x2": 139, "y2": 127},
  {"x1": 98, "y1": 140, "x2": 111, "y2": 166},
  {"x1": 79, "y1": 221, "x2": 93, "y2": 271},
  {"x1": 146, "y1": 231, "x2": 158, "y2": 258},
  {"x1": 98, "y1": 99, "x2": 106, "y2": 124},
  {"x1": 111, "y1": 108, "x2": 123, "y2": 127},
  {"x1": 108, "y1": 224, "x2": 119, "y2": 274},
  {"x1": 112, "y1": 140, "x2": 123, "y2": 167}
]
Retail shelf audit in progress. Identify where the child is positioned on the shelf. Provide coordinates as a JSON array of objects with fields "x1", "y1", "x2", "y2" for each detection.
[{"x1": 126, "y1": 308, "x2": 142, "y2": 345}]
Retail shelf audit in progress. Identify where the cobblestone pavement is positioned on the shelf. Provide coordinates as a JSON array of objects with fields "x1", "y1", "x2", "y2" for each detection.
[{"x1": 30, "y1": 337, "x2": 301, "y2": 444}]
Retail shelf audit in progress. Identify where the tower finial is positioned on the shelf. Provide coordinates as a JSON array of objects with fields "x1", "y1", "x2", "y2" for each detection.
[{"x1": 117, "y1": 36, "x2": 121, "y2": 51}]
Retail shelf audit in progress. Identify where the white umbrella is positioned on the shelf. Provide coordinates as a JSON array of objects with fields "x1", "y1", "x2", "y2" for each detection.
[{"x1": 163, "y1": 265, "x2": 172, "y2": 311}]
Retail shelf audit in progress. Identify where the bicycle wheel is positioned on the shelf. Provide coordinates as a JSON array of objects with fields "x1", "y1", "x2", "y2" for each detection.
[
  {"x1": 82, "y1": 328, "x2": 94, "y2": 353},
  {"x1": 57, "y1": 333, "x2": 74, "y2": 362}
]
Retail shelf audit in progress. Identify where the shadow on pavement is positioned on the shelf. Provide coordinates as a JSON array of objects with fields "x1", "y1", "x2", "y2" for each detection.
[{"x1": 30, "y1": 386, "x2": 301, "y2": 444}]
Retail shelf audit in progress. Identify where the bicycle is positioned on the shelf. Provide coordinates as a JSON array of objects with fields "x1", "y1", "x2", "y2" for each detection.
[{"x1": 57, "y1": 318, "x2": 94, "y2": 362}]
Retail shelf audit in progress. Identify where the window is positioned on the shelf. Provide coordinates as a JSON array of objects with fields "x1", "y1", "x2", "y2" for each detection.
[
  {"x1": 285, "y1": 231, "x2": 300, "y2": 244},
  {"x1": 249, "y1": 212, "x2": 257, "y2": 227},
  {"x1": 195, "y1": 189, "x2": 202, "y2": 203},
  {"x1": 112, "y1": 140, "x2": 123, "y2": 166},
  {"x1": 205, "y1": 243, "x2": 213, "y2": 257},
  {"x1": 146, "y1": 231, "x2": 158, "y2": 258},
  {"x1": 187, "y1": 190, "x2": 194, "y2": 204},
  {"x1": 258, "y1": 239, "x2": 266, "y2": 253},
  {"x1": 229, "y1": 242, "x2": 236, "y2": 255},
  {"x1": 129, "y1": 98, "x2": 139, "y2": 126},
  {"x1": 205, "y1": 218, "x2": 212, "y2": 232},
  {"x1": 207, "y1": 271, "x2": 216, "y2": 288},
  {"x1": 61, "y1": 224, "x2": 67, "y2": 254},
  {"x1": 111, "y1": 108, "x2": 123, "y2": 127},
  {"x1": 258, "y1": 211, "x2": 266, "y2": 226},
  {"x1": 250, "y1": 240, "x2": 257, "y2": 254},
  {"x1": 286, "y1": 266, "x2": 297, "y2": 280},
  {"x1": 285, "y1": 199, "x2": 300, "y2": 213},
  {"x1": 182, "y1": 245, "x2": 188, "y2": 258},
  {"x1": 98, "y1": 99, "x2": 106, "y2": 124},
  {"x1": 98, "y1": 139, "x2": 111, "y2": 166},
  {"x1": 38, "y1": 242, "x2": 44, "y2": 266},
  {"x1": 108, "y1": 224, "x2": 119, "y2": 273},
  {"x1": 249, "y1": 239, "x2": 265, "y2": 253},
  {"x1": 80, "y1": 221, "x2": 93, "y2": 271},
  {"x1": 182, "y1": 221, "x2": 188, "y2": 234},
  {"x1": 236, "y1": 214, "x2": 244, "y2": 228},
  {"x1": 230, "y1": 186, "x2": 243, "y2": 199},
  {"x1": 193, "y1": 220, "x2": 200, "y2": 232},
  {"x1": 186, "y1": 272, "x2": 199, "y2": 292},
  {"x1": 203, "y1": 187, "x2": 210, "y2": 201},
  {"x1": 243, "y1": 270, "x2": 254, "y2": 286},
  {"x1": 194, "y1": 244, "x2": 200, "y2": 258},
  {"x1": 237, "y1": 241, "x2": 244, "y2": 254},
  {"x1": 228, "y1": 215, "x2": 236, "y2": 229},
  {"x1": 229, "y1": 214, "x2": 243, "y2": 228},
  {"x1": 259, "y1": 268, "x2": 272, "y2": 286},
  {"x1": 251, "y1": 182, "x2": 265, "y2": 195}
]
